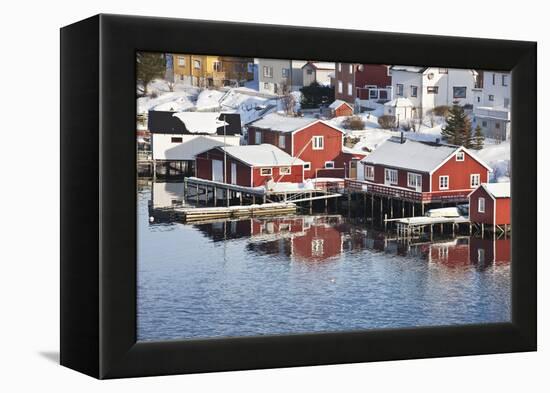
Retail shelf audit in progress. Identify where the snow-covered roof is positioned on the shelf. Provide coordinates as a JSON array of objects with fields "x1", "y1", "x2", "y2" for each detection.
[
  {"x1": 384, "y1": 97, "x2": 414, "y2": 108},
  {"x1": 390, "y1": 65, "x2": 428, "y2": 73},
  {"x1": 219, "y1": 144, "x2": 305, "y2": 167},
  {"x1": 304, "y1": 62, "x2": 336, "y2": 70},
  {"x1": 172, "y1": 112, "x2": 228, "y2": 134},
  {"x1": 249, "y1": 113, "x2": 318, "y2": 133},
  {"x1": 329, "y1": 99, "x2": 352, "y2": 110},
  {"x1": 481, "y1": 182, "x2": 510, "y2": 198},
  {"x1": 361, "y1": 137, "x2": 459, "y2": 173}
]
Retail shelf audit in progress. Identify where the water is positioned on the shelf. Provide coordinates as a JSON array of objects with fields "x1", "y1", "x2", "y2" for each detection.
[{"x1": 137, "y1": 182, "x2": 511, "y2": 341}]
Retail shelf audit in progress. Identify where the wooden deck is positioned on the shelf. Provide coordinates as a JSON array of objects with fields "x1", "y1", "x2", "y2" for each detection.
[{"x1": 173, "y1": 203, "x2": 297, "y2": 223}]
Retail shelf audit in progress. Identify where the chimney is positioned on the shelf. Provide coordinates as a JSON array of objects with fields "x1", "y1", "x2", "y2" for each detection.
[{"x1": 400, "y1": 131, "x2": 405, "y2": 144}]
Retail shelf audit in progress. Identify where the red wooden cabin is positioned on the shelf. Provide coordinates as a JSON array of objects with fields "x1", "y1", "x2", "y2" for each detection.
[
  {"x1": 247, "y1": 113, "x2": 364, "y2": 179},
  {"x1": 468, "y1": 183, "x2": 511, "y2": 229},
  {"x1": 195, "y1": 144, "x2": 305, "y2": 187},
  {"x1": 349, "y1": 136, "x2": 492, "y2": 204},
  {"x1": 328, "y1": 100, "x2": 353, "y2": 117}
]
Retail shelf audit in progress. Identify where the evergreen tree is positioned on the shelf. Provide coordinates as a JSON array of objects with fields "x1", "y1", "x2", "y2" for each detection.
[
  {"x1": 137, "y1": 52, "x2": 166, "y2": 95},
  {"x1": 471, "y1": 124, "x2": 485, "y2": 150},
  {"x1": 441, "y1": 105, "x2": 473, "y2": 147}
]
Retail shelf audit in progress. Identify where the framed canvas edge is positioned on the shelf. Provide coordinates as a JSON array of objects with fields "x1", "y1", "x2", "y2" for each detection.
[{"x1": 61, "y1": 14, "x2": 537, "y2": 379}]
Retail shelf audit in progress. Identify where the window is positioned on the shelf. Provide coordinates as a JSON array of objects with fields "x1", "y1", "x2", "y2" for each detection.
[
  {"x1": 477, "y1": 96, "x2": 481, "y2": 103},
  {"x1": 453, "y1": 86, "x2": 467, "y2": 98},
  {"x1": 495, "y1": 122, "x2": 501, "y2": 129},
  {"x1": 263, "y1": 82, "x2": 270, "y2": 90},
  {"x1": 260, "y1": 168, "x2": 272, "y2": 176},
  {"x1": 263, "y1": 66, "x2": 273, "y2": 78},
  {"x1": 427, "y1": 73, "x2": 434, "y2": 80},
  {"x1": 439, "y1": 68, "x2": 448, "y2": 74},
  {"x1": 311, "y1": 239, "x2": 324, "y2": 256},
  {"x1": 488, "y1": 94, "x2": 495, "y2": 101},
  {"x1": 338, "y1": 63, "x2": 342, "y2": 72},
  {"x1": 470, "y1": 174, "x2": 480, "y2": 188},
  {"x1": 255, "y1": 130, "x2": 262, "y2": 144},
  {"x1": 337, "y1": 80, "x2": 343, "y2": 93},
  {"x1": 306, "y1": 69, "x2": 313, "y2": 75},
  {"x1": 407, "y1": 173, "x2": 422, "y2": 188},
  {"x1": 365, "y1": 165, "x2": 375, "y2": 180},
  {"x1": 171, "y1": 137, "x2": 183, "y2": 143},
  {"x1": 384, "y1": 169, "x2": 398, "y2": 185},
  {"x1": 282, "y1": 68, "x2": 289, "y2": 77},
  {"x1": 427, "y1": 86, "x2": 439, "y2": 94},
  {"x1": 278, "y1": 135, "x2": 286, "y2": 149},
  {"x1": 492, "y1": 73, "x2": 496, "y2": 85},
  {"x1": 410, "y1": 85, "x2": 418, "y2": 97},
  {"x1": 177, "y1": 56, "x2": 185, "y2": 66},
  {"x1": 482, "y1": 121, "x2": 488, "y2": 127},
  {"x1": 349, "y1": 64, "x2": 353, "y2": 74},
  {"x1": 369, "y1": 89, "x2": 378, "y2": 99},
  {"x1": 478, "y1": 197, "x2": 485, "y2": 213},
  {"x1": 502, "y1": 74, "x2": 509, "y2": 86},
  {"x1": 504, "y1": 98, "x2": 510, "y2": 108},
  {"x1": 312, "y1": 136, "x2": 324, "y2": 150},
  {"x1": 279, "y1": 166, "x2": 291, "y2": 175},
  {"x1": 347, "y1": 82, "x2": 353, "y2": 96},
  {"x1": 303, "y1": 162, "x2": 311, "y2": 171},
  {"x1": 325, "y1": 161, "x2": 335, "y2": 169},
  {"x1": 439, "y1": 175, "x2": 449, "y2": 190},
  {"x1": 193, "y1": 59, "x2": 201, "y2": 69},
  {"x1": 213, "y1": 61, "x2": 222, "y2": 72},
  {"x1": 456, "y1": 151, "x2": 465, "y2": 161},
  {"x1": 477, "y1": 248, "x2": 485, "y2": 263},
  {"x1": 396, "y1": 84, "x2": 404, "y2": 96}
]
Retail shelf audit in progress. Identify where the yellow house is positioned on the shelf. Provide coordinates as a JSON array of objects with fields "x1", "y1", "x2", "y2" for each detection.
[{"x1": 172, "y1": 54, "x2": 254, "y2": 87}]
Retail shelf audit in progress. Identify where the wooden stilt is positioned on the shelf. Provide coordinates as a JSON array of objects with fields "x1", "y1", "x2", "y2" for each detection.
[
  {"x1": 213, "y1": 187, "x2": 217, "y2": 206},
  {"x1": 196, "y1": 184, "x2": 199, "y2": 205},
  {"x1": 390, "y1": 198, "x2": 393, "y2": 218}
]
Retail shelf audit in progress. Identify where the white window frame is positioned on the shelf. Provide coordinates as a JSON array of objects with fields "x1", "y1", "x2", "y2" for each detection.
[
  {"x1": 478, "y1": 197, "x2": 486, "y2": 213},
  {"x1": 303, "y1": 162, "x2": 311, "y2": 171},
  {"x1": 349, "y1": 64, "x2": 353, "y2": 74},
  {"x1": 260, "y1": 168, "x2": 273, "y2": 177},
  {"x1": 213, "y1": 61, "x2": 222, "y2": 72},
  {"x1": 347, "y1": 82, "x2": 353, "y2": 96},
  {"x1": 407, "y1": 172, "x2": 422, "y2": 189},
  {"x1": 337, "y1": 80, "x2": 343, "y2": 94},
  {"x1": 410, "y1": 85, "x2": 418, "y2": 97},
  {"x1": 279, "y1": 166, "x2": 291, "y2": 175},
  {"x1": 488, "y1": 94, "x2": 495, "y2": 101},
  {"x1": 364, "y1": 165, "x2": 375, "y2": 181},
  {"x1": 369, "y1": 89, "x2": 378, "y2": 99},
  {"x1": 338, "y1": 63, "x2": 342, "y2": 72},
  {"x1": 470, "y1": 174, "x2": 480, "y2": 188},
  {"x1": 439, "y1": 175, "x2": 449, "y2": 190},
  {"x1": 384, "y1": 168, "x2": 398, "y2": 185},
  {"x1": 282, "y1": 68, "x2": 289, "y2": 77},
  {"x1": 263, "y1": 66, "x2": 273, "y2": 78},
  {"x1": 311, "y1": 239, "x2": 324, "y2": 256},
  {"x1": 193, "y1": 59, "x2": 201, "y2": 69},
  {"x1": 255, "y1": 130, "x2": 262, "y2": 145},
  {"x1": 278, "y1": 135, "x2": 286, "y2": 149},
  {"x1": 312, "y1": 136, "x2": 324, "y2": 150},
  {"x1": 502, "y1": 74, "x2": 509, "y2": 87},
  {"x1": 177, "y1": 56, "x2": 186, "y2": 66},
  {"x1": 456, "y1": 151, "x2": 465, "y2": 161},
  {"x1": 427, "y1": 86, "x2": 439, "y2": 94},
  {"x1": 324, "y1": 161, "x2": 335, "y2": 169},
  {"x1": 396, "y1": 84, "x2": 404, "y2": 96},
  {"x1": 478, "y1": 248, "x2": 485, "y2": 263}
]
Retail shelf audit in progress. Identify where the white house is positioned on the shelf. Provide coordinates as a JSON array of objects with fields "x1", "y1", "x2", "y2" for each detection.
[
  {"x1": 302, "y1": 62, "x2": 335, "y2": 87},
  {"x1": 148, "y1": 111, "x2": 242, "y2": 176},
  {"x1": 472, "y1": 71, "x2": 511, "y2": 141},
  {"x1": 389, "y1": 66, "x2": 478, "y2": 119},
  {"x1": 383, "y1": 97, "x2": 415, "y2": 122}
]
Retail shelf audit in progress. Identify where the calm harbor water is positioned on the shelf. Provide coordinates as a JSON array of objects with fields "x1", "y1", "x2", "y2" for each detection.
[{"x1": 137, "y1": 182, "x2": 511, "y2": 341}]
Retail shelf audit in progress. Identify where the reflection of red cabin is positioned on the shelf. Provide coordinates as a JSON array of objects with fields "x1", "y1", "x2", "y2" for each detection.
[
  {"x1": 469, "y1": 183, "x2": 511, "y2": 228},
  {"x1": 248, "y1": 113, "x2": 364, "y2": 179},
  {"x1": 428, "y1": 239, "x2": 470, "y2": 267},
  {"x1": 195, "y1": 144, "x2": 305, "y2": 187},
  {"x1": 292, "y1": 217, "x2": 343, "y2": 262},
  {"x1": 355, "y1": 137, "x2": 492, "y2": 203},
  {"x1": 469, "y1": 238, "x2": 511, "y2": 265},
  {"x1": 328, "y1": 100, "x2": 353, "y2": 117}
]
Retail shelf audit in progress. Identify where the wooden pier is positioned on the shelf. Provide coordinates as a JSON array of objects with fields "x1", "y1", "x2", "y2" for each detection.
[
  {"x1": 388, "y1": 215, "x2": 470, "y2": 238},
  {"x1": 172, "y1": 202, "x2": 297, "y2": 223}
]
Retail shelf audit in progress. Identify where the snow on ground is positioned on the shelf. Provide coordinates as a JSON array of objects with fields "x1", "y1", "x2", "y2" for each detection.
[
  {"x1": 195, "y1": 89, "x2": 225, "y2": 111},
  {"x1": 477, "y1": 140, "x2": 511, "y2": 182},
  {"x1": 137, "y1": 80, "x2": 198, "y2": 115}
]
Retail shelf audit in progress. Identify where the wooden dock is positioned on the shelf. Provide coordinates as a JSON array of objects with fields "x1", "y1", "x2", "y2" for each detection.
[
  {"x1": 387, "y1": 215, "x2": 471, "y2": 238},
  {"x1": 174, "y1": 202, "x2": 297, "y2": 223}
]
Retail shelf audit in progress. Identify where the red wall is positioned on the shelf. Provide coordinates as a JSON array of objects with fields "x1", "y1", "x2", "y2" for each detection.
[
  {"x1": 429, "y1": 242, "x2": 470, "y2": 267},
  {"x1": 371, "y1": 165, "x2": 430, "y2": 192},
  {"x1": 469, "y1": 238, "x2": 511, "y2": 265},
  {"x1": 196, "y1": 149, "x2": 252, "y2": 187},
  {"x1": 293, "y1": 222, "x2": 342, "y2": 262},
  {"x1": 431, "y1": 150, "x2": 489, "y2": 193},
  {"x1": 293, "y1": 122, "x2": 344, "y2": 179},
  {"x1": 495, "y1": 197, "x2": 511, "y2": 225},
  {"x1": 469, "y1": 187, "x2": 494, "y2": 225},
  {"x1": 334, "y1": 103, "x2": 353, "y2": 117},
  {"x1": 248, "y1": 127, "x2": 292, "y2": 155},
  {"x1": 355, "y1": 64, "x2": 391, "y2": 89},
  {"x1": 251, "y1": 164, "x2": 303, "y2": 187}
]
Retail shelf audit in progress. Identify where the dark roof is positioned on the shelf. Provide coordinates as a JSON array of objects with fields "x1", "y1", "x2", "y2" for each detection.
[{"x1": 147, "y1": 111, "x2": 242, "y2": 135}]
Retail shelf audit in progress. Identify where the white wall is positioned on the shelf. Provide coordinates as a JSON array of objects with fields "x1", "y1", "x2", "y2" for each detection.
[
  {"x1": 152, "y1": 181, "x2": 186, "y2": 208},
  {"x1": 479, "y1": 71, "x2": 511, "y2": 108},
  {"x1": 152, "y1": 134, "x2": 240, "y2": 160}
]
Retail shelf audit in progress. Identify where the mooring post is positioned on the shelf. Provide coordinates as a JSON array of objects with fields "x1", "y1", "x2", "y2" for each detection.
[
  {"x1": 384, "y1": 214, "x2": 387, "y2": 231},
  {"x1": 412, "y1": 203, "x2": 415, "y2": 217},
  {"x1": 390, "y1": 198, "x2": 393, "y2": 218},
  {"x1": 379, "y1": 196, "x2": 383, "y2": 224},
  {"x1": 196, "y1": 184, "x2": 199, "y2": 205},
  {"x1": 401, "y1": 200, "x2": 405, "y2": 218},
  {"x1": 226, "y1": 189, "x2": 230, "y2": 207},
  {"x1": 481, "y1": 223, "x2": 485, "y2": 238},
  {"x1": 239, "y1": 192, "x2": 243, "y2": 205},
  {"x1": 421, "y1": 203, "x2": 425, "y2": 215},
  {"x1": 213, "y1": 187, "x2": 217, "y2": 206}
]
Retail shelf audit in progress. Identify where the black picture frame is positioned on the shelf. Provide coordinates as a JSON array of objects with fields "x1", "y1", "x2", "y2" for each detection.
[{"x1": 60, "y1": 14, "x2": 537, "y2": 379}]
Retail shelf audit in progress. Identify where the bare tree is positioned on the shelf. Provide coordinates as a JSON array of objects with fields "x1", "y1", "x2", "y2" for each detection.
[{"x1": 279, "y1": 78, "x2": 296, "y2": 116}]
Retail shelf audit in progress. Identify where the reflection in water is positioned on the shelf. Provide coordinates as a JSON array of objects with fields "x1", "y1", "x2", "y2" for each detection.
[{"x1": 138, "y1": 182, "x2": 511, "y2": 341}]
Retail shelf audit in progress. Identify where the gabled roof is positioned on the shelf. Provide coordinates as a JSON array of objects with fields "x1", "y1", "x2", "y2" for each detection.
[
  {"x1": 329, "y1": 99, "x2": 353, "y2": 110},
  {"x1": 249, "y1": 113, "x2": 318, "y2": 132},
  {"x1": 474, "y1": 182, "x2": 510, "y2": 198},
  {"x1": 302, "y1": 61, "x2": 336, "y2": 70},
  {"x1": 217, "y1": 144, "x2": 305, "y2": 167},
  {"x1": 390, "y1": 65, "x2": 428, "y2": 73}
]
